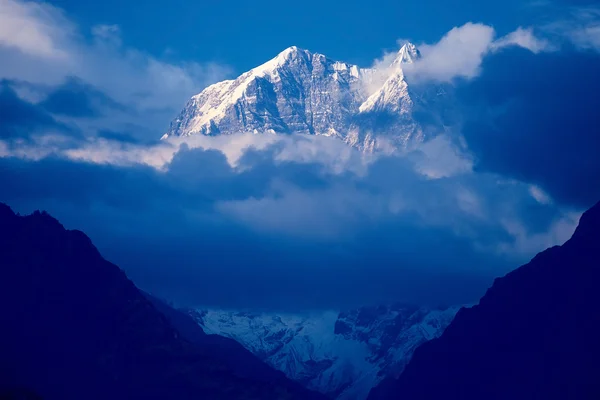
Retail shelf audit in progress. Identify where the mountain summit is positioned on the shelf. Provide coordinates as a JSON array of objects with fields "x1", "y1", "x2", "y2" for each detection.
[
  {"x1": 392, "y1": 43, "x2": 420, "y2": 65},
  {"x1": 163, "y1": 43, "x2": 450, "y2": 151}
]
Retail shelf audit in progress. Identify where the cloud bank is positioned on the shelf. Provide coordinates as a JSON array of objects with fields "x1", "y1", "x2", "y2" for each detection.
[{"x1": 0, "y1": 86, "x2": 581, "y2": 309}]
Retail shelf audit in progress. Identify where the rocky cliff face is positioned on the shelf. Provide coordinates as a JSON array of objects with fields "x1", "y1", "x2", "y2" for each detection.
[
  {"x1": 164, "y1": 43, "x2": 453, "y2": 151},
  {"x1": 367, "y1": 200, "x2": 600, "y2": 400},
  {"x1": 188, "y1": 303, "x2": 458, "y2": 400}
]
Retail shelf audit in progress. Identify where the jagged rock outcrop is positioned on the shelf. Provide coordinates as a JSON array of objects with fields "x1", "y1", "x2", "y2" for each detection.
[{"x1": 164, "y1": 43, "x2": 453, "y2": 151}]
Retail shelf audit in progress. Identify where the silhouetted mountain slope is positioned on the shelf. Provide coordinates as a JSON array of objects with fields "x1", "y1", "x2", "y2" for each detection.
[
  {"x1": 0, "y1": 203, "x2": 325, "y2": 400},
  {"x1": 368, "y1": 200, "x2": 600, "y2": 400},
  {"x1": 0, "y1": 387, "x2": 43, "y2": 400},
  {"x1": 144, "y1": 294, "x2": 296, "y2": 384}
]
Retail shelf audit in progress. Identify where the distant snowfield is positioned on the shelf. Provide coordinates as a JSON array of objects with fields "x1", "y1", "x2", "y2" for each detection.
[{"x1": 188, "y1": 305, "x2": 459, "y2": 400}]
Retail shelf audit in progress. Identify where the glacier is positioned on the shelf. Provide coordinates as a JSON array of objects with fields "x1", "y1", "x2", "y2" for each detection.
[
  {"x1": 187, "y1": 303, "x2": 459, "y2": 400},
  {"x1": 163, "y1": 43, "x2": 455, "y2": 151}
]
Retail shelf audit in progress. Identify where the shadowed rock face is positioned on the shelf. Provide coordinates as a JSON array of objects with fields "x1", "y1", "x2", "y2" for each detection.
[
  {"x1": 0, "y1": 203, "x2": 326, "y2": 400},
  {"x1": 368, "y1": 200, "x2": 600, "y2": 400}
]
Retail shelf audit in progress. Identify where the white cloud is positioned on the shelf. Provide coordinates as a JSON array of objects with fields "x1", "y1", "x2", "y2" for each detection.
[
  {"x1": 492, "y1": 27, "x2": 553, "y2": 54},
  {"x1": 0, "y1": 0, "x2": 232, "y2": 136},
  {"x1": 529, "y1": 185, "x2": 552, "y2": 205},
  {"x1": 497, "y1": 211, "x2": 581, "y2": 256},
  {"x1": 0, "y1": 127, "x2": 586, "y2": 309},
  {"x1": 544, "y1": 7, "x2": 600, "y2": 52},
  {"x1": 3, "y1": 131, "x2": 575, "y2": 256},
  {"x1": 410, "y1": 135, "x2": 473, "y2": 179},
  {"x1": 0, "y1": 132, "x2": 368, "y2": 174},
  {"x1": 91, "y1": 24, "x2": 122, "y2": 47},
  {"x1": 217, "y1": 182, "x2": 382, "y2": 239},
  {"x1": 362, "y1": 50, "x2": 400, "y2": 96},
  {"x1": 403, "y1": 23, "x2": 551, "y2": 83},
  {"x1": 406, "y1": 23, "x2": 496, "y2": 83},
  {"x1": 0, "y1": 0, "x2": 72, "y2": 59}
]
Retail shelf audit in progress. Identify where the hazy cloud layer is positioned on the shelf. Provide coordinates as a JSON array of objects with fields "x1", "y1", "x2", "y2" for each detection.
[
  {"x1": 544, "y1": 6, "x2": 600, "y2": 51},
  {"x1": 0, "y1": 107, "x2": 581, "y2": 309}
]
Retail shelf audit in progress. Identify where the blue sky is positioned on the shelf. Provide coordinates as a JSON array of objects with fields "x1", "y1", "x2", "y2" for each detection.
[
  {"x1": 0, "y1": 0, "x2": 599, "y2": 310},
  {"x1": 49, "y1": 0, "x2": 549, "y2": 70}
]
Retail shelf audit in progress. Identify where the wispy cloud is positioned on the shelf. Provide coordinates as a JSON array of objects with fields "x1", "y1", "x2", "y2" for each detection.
[
  {"x1": 543, "y1": 6, "x2": 600, "y2": 51},
  {"x1": 491, "y1": 27, "x2": 553, "y2": 53},
  {"x1": 0, "y1": 0, "x2": 73, "y2": 59},
  {"x1": 365, "y1": 23, "x2": 552, "y2": 86},
  {"x1": 403, "y1": 23, "x2": 552, "y2": 83},
  {"x1": 0, "y1": 0, "x2": 232, "y2": 138}
]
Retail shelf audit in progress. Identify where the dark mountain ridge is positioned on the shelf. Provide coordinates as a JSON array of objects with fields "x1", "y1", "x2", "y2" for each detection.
[
  {"x1": 368, "y1": 200, "x2": 600, "y2": 400},
  {"x1": 0, "y1": 203, "x2": 325, "y2": 400}
]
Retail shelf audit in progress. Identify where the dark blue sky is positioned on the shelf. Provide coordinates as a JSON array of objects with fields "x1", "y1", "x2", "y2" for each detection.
[{"x1": 49, "y1": 0, "x2": 546, "y2": 70}]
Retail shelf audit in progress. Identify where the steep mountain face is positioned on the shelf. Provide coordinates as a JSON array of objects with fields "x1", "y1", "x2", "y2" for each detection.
[
  {"x1": 144, "y1": 293, "x2": 300, "y2": 384},
  {"x1": 164, "y1": 43, "x2": 452, "y2": 151},
  {"x1": 368, "y1": 200, "x2": 600, "y2": 400},
  {"x1": 188, "y1": 304, "x2": 458, "y2": 400},
  {"x1": 0, "y1": 203, "x2": 325, "y2": 400}
]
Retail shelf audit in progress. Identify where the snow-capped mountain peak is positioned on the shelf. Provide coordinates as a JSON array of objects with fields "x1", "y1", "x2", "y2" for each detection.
[
  {"x1": 358, "y1": 42, "x2": 422, "y2": 115},
  {"x1": 164, "y1": 42, "x2": 452, "y2": 151},
  {"x1": 164, "y1": 44, "x2": 368, "y2": 140},
  {"x1": 393, "y1": 42, "x2": 420, "y2": 66},
  {"x1": 253, "y1": 45, "x2": 310, "y2": 75}
]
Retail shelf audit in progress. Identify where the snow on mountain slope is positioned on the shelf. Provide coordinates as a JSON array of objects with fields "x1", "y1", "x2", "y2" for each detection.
[
  {"x1": 164, "y1": 43, "x2": 452, "y2": 151},
  {"x1": 187, "y1": 304, "x2": 459, "y2": 400},
  {"x1": 359, "y1": 42, "x2": 419, "y2": 115}
]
